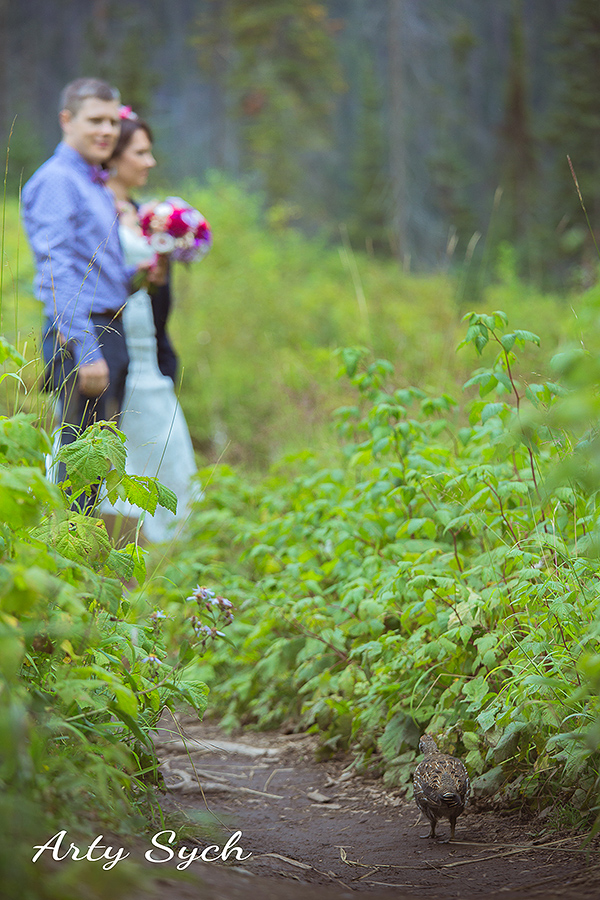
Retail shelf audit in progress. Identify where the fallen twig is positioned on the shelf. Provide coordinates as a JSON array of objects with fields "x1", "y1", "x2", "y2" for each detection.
[
  {"x1": 162, "y1": 767, "x2": 283, "y2": 799},
  {"x1": 154, "y1": 736, "x2": 280, "y2": 758},
  {"x1": 338, "y1": 836, "x2": 592, "y2": 873},
  {"x1": 254, "y1": 853, "x2": 313, "y2": 871},
  {"x1": 263, "y1": 767, "x2": 293, "y2": 792}
]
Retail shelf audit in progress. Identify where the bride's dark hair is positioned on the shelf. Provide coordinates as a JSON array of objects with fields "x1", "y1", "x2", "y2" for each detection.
[{"x1": 111, "y1": 115, "x2": 154, "y2": 161}]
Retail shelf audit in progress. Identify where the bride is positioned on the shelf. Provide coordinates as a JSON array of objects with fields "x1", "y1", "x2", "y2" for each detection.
[{"x1": 101, "y1": 108, "x2": 198, "y2": 542}]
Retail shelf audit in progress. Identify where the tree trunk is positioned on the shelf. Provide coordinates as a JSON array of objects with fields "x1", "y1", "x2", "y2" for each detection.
[{"x1": 387, "y1": 0, "x2": 408, "y2": 265}]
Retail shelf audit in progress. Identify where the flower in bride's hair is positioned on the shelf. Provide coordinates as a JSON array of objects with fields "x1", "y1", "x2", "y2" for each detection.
[{"x1": 119, "y1": 105, "x2": 138, "y2": 121}]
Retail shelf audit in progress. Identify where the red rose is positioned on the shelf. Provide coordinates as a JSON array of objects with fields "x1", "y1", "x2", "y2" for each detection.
[
  {"x1": 195, "y1": 219, "x2": 211, "y2": 241},
  {"x1": 167, "y1": 207, "x2": 191, "y2": 238},
  {"x1": 139, "y1": 209, "x2": 154, "y2": 236}
]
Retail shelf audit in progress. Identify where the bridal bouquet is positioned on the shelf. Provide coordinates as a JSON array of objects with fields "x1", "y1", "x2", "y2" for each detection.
[{"x1": 139, "y1": 196, "x2": 212, "y2": 263}]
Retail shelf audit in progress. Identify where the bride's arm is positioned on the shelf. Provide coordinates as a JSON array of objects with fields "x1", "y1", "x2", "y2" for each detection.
[{"x1": 146, "y1": 254, "x2": 169, "y2": 285}]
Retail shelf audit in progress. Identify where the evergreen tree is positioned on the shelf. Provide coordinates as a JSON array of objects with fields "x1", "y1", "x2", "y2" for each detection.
[
  {"x1": 194, "y1": 0, "x2": 345, "y2": 205},
  {"x1": 497, "y1": 0, "x2": 536, "y2": 244},
  {"x1": 82, "y1": 2, "x2": 159, "y2": 117},
  {"x1": 347, "y1": 56, "x2": 391, "y2": 254},
  {"x1": 494, "y1": 0, "x2": 541, "y2": 281},
  {"x1": 550, "y1": 0, "x2": 600, "y2": 247}
]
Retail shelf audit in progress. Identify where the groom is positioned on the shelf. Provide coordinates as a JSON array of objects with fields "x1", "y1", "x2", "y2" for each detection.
[{"x1": 22, "y1": 78, "x2": 131, "y2": 491}]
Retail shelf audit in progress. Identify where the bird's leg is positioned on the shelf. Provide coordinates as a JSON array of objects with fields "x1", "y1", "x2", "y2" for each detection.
[
  {"x1": 435, "y1": 816, "x2": 456, "y2": 844},
  {"x1": 418, "y1": 815, "x2": 437, "y2": 839}
]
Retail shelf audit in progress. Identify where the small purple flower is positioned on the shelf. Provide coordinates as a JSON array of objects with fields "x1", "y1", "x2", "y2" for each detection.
[
  {"x1": 141, "y1": 653, "x2": 162, "y2": 665},
  {"x1": 189, "y1": 585, "x2": 216, "y2": 602},
  {"x1": 193, "y1": 622, "x2": 226, "y2": 640},
  {"x1": 150, "y1": 610, "x2": 167, "y2": 620}
]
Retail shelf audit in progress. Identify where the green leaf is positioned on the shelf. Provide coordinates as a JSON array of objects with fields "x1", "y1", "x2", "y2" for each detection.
[
  {"x1": 401, "y1": 518, "x2": 436, "y2": 540},
  {"x1": 481, "y1": 402, "x2": 505, "y2": 423},
  {"x1": 492, "y1": 371, "x2": 512, "y2": 392},
  {"x1": 477, "y1": 708, "x2": 497, "y2": 732},
  {"x1": 463, "y1": 372, "x2": 497, "y2": 396},
  {"x1": 169, "y1": 675, "x2": 209, "y2": 715},
  {"x1": 465, "y1": 748, "x2": 485, "y2": 773},
  {"x1": 338, "y1": 346, "x2": 369, "y2": 378},
  {"x1": 105, "y1": 549, "x2": 135, "y2": 581},
  {"x1": 373, "y1": 436, "x2": 392, "y2": 455},
  {"x1": 119, "y1": 475, "x2": 178, "y2": 516},
  {"x1": 0, "y1": 466, "x2": 61, "y2": 528},
  {"x1": 0, "y1": 336, "x2": 26, "y2": 367},
  {"x1": 378, "y1": 713, "x2": 420, "y2": 760},
  {"x1": 462, "y1": 730, "x2": 480, "y2": 751},
  {"x1": 121, "y1": 543, "x2": 146, "y2": 585},
  {"x1": 0, "y1": 414, "x2": 51, "y2": 465},
  {"x1": 513, "y1": 329, "x2": 540, "y2": 346},
  {"x1": 113, "y1": 684, "x2": 139, "y2": 717},
  {"x1": 58, "y1": 422, "x2": 127, "y2": 491},
  {"x1": 122, "y1": 475, "x2": 159, "y2": 514},
  {"x1": 459, "y1": 624, "x2": 473, "y2": 644},
  {"x1": 463, "y1": 676, "x2": 489, "y2": 705},
  {"x1": 39, "y1": 513, "x2": 112, "y2": 568},
  {"x1": 112, "y1": 708, "x2": 154, "y2": 749},
  {"x1": 93, "y1": 575, "x2": 124, "y2": 613},
  {"x1": 105, "y1": 467, "x2": 127, "y2": 503},
  {"x1": 156, "y1": 482, "x2": 178, "y2": 514},
  {"x1": 474, "y1": 333, "x2": 489, "y2": 354}
]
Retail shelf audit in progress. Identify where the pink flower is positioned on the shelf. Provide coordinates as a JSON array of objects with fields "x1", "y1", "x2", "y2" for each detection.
[
  {"x1": 195, "y1": 219, "x2": 211, "y2": 242},
  {"x1": 119, "y1": 105, "x2": 138, "y2": 121},
  {"x1": 138, "y1": 197, "x2": 212, "y2": 263},
  {"x1": 167, "y1": 207, "x2": 191, "y2": 238},
  {"x1": 139, "y1": 204, "x2": 157, "y2": 234}
]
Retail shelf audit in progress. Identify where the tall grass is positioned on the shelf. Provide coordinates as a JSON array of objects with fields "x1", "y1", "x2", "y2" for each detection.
[
  {"x1": 2, "y1": 178, "x2": 575, "y2": 469},
  {"x1": 169, "y1": 177, "x2": 573, "y2": 467}
]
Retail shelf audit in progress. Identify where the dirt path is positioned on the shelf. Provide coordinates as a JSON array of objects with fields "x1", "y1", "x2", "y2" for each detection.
[{"x1": 141, "y1": 716, "x2": 599, "y2": 900}]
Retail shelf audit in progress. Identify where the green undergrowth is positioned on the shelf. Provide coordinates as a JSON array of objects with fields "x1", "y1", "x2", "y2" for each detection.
[
  {"x1": 154, "y1": 309, "x2": 600, "y2": 825},
  {"x1": 0, "y1": 339, "x2": 233, "y2": 897}
]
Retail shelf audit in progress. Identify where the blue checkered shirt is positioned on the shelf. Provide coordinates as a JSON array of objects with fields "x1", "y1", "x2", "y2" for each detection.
[{"x1": 22, "y1": 142, "x2": 131, "y2": 366}]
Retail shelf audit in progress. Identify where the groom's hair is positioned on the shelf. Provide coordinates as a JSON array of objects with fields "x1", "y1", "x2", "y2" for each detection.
[{"x1": 59, "y1": 78, "x2": 120, "y2": 117}]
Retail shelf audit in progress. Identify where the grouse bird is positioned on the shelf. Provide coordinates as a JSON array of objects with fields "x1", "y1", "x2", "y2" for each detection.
[{"x1": 413, "y1": 733, "x2": 470, "y2": 840}]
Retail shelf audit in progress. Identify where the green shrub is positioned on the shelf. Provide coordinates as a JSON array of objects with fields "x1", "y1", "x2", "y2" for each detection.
[
  {"x1": 0, "y1": 338, "x2": 236, "y2": 895},
  {"x1": 159, "y1": 309, "x2": 600, "y2": 820}
]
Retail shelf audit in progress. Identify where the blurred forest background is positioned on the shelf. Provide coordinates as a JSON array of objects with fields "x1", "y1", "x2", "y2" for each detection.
[
  {"x1": 2, "y1": 0, "x2": 600, "y2": 467},
  {"x1": 1, "y1": 0, "x2": 598, "y2": 288}
]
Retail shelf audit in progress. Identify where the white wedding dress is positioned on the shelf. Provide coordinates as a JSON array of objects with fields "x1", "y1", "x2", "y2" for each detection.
[{"x1": 101, "y1": 226, "x2": 198, "y2": 542}]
